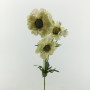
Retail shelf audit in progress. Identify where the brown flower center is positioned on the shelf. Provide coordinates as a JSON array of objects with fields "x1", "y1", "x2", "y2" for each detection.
[
  {"x1": 43, "y1": 45, "x2": 51, "y2": 52},
  {"x1": 53, "y1": 27, "x2": 61, "y2": 35},
  {"x1": 35, "y1": 19, "x2": 43, "y2": 28}
]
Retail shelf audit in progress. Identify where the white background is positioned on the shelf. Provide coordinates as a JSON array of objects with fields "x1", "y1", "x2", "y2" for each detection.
[{"x1": 0, "y1": 0, "x2": 90, "y2": 90}]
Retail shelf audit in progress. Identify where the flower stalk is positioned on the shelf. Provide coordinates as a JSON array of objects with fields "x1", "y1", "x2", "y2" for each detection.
[
  {"x1": 43, "y1": 60, "x2": 46, "y2": 90},
  {"x1": 44, "y1": 77, "x2": 45, "y2": 90},
  {"x1": 43, "y1": 60, "x2": 45, "y2": 70}
]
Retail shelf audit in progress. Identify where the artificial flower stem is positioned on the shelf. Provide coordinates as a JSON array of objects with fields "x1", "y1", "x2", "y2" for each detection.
[
  {"x1": 43, "y1": 60, "x2": 46, "y2": 90},
  {"x1": 43, "y1": 60, "x2": 45, "y2": 70},
  {"x1": 44, "y1": 77, "x2": 45, "y2": 90}
]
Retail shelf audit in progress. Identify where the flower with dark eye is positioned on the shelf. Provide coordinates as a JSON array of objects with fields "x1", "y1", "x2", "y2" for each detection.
[
  {"x1": 51, "y1": 21, "x2": 68, "y2": 40},
  {"x1": 35, "y1": 37, "x2": 57, "y2": 60},
  {"x1": 27, "y1": 8, "x2": 54, "y2": 37}
]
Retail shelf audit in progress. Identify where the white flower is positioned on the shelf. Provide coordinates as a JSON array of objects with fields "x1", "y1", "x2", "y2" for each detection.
[
  {"x1": 27, "y1": 8, "x2": 53, "y2": 37},
  {"x1": 50, "y1": 21, "x2": 68, "y2": 40},
  {"x1": 35, "y1": 37, "x2": 57, "y2": 60}
]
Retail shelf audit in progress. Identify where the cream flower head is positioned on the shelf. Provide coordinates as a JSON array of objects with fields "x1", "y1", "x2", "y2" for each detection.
[
  {"x1": 35, "y1": 37, "x2": 58, "y2": 60},
  {"x1": 50, "y1": 21, "x2": 68, "y2": 40},
  {"x1": 27, "y1": 8, "x2": 54, "y2": 37}
]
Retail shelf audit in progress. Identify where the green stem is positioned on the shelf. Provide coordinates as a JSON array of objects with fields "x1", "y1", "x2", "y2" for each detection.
[{"x1": 44, "y1": 77, "x2": 45, "y2": 90}]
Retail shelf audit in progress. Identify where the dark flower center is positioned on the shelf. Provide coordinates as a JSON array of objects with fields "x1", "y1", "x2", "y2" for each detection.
[
  {"x1": 35, "y1": 19, "x2": 43, "y2": 28},
  {"x1": 53, "y1": 27, "x2": 61, "y2": 35},
  {"x1": 43, "y1": 45, "x2": 51, "y2": 52}
]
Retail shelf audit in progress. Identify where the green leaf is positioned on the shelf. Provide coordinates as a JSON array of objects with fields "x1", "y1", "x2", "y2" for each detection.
[
  {"x1": 35, "y1": 45, "x2": 38, "y2": 46},
  {"x1": 48, "y1": 66, "x2": 52, "y2": 70},
  {"x1": 52, "y1": 20, "x2": 55, "y2": 24},
  {"x1": 48, "y1": 68, "x2": 59, "y2": 73},
  {"x1": 55, "y1": 43, "x2": 61, "y2": 47},
  {"x1": 38, "y1": 66, "x2": 43, "y2": 71},
  {"x1": 34, "y1": 62, "x2": 59, "y2": 78}
]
